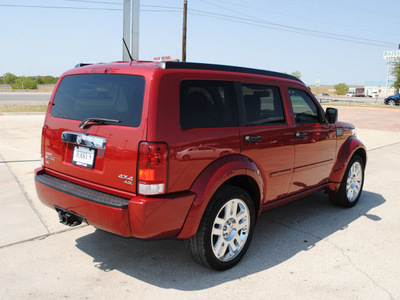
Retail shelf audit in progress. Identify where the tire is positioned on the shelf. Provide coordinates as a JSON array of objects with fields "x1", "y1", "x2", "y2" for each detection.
[
  {"x1": 329, "y1": 155, "x2": 364, "y2": 208},
  {"x1": 388, "y1": 100, "x2": 396, "y2": 106},
  {"x1": 185, "y1": 185, "x2": 255, "y2": 271}
]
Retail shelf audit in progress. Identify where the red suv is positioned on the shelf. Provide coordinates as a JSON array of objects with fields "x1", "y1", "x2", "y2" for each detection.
[{"x1": 35, "y1": 61, "x2": 366, "y2": 270}]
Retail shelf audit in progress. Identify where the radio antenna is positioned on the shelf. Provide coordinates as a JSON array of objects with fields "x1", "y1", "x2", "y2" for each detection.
[{"x1": 122, "y1": 38, "x2": 134, "y2": 62}]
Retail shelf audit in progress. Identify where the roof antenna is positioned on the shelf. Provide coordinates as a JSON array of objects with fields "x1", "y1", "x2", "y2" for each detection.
[{"x1": 122, "y1": 38, "x2": 134, "y2": 62}]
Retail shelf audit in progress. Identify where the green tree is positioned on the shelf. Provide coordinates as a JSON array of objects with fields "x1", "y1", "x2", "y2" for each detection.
[
  {"x1": 391, "y1": 59, "x2": 400, "y2": 90},
  {"x1": 38, "y1": 75, "x2": 59, "y2": 84},
  {"x1": 291, "y1": 70, "x2": 302, "y2": 79},
  {"x1": 3, "y1": 72, "x2": 18, "y2": 84},
  {"x1": 334, "y1": 83, "x2": 349, "y2": 95},
  {"x1": 11, "y1": 77, "x2": 37, "y2": 90}
]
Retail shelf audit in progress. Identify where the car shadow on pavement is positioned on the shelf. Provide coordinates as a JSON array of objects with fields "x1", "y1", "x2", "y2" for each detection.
[{"x1": 75, "y1": 190, "x2": 384, "y2": 291}]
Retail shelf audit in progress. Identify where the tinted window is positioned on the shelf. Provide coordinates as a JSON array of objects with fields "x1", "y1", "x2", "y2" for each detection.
[
  {"x1": 242, "y1": 84, "x2": 285, "y2": 125},
  {"x1": 51, "y1": 74, "x2": 145, "y2": 127},
  {"x1": 289, "y1": 88, "x2": 320, "y2": 123},
  {"x1": 180, "y1": 80, "x2": 238, "y2": 129}
]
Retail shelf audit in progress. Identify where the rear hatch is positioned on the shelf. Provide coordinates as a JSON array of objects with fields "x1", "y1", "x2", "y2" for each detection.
[{"x1": 43, "y1": 72, "x2": 146, "y2": 194}]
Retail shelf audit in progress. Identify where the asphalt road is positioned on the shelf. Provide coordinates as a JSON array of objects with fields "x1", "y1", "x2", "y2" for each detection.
[
  {"x1": 0, "y1": 92, "x2": 51, "y2": 105},
  {"x1": 318, "y1": 95, "x2": 385, "y2": 105},
  {"x1": 0, "y1": 106, "x2": 399, "y2": 299}
]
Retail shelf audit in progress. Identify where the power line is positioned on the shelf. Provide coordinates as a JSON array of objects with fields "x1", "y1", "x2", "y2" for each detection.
[
  {"x1": 197, "y1": 0, "x2": 395, "y2": 47},
  {"x1": 0, "y1": 4, "x2": 121, "y2": 11},
  {"x1": 1, "y1": 3, "x2": 396, "y2": 48},
  {"x1": 0, "y1": 3, "x2": 181, "y2": 12},
  {"x1": 64, "y1": 0, "x2": 121, "y2": 5},
  {"x1": 206, "y1": 0, "x2": 396, "y2": 38},
  {"x1": 188, "y1": 9, "x2": 396, "y2": 48},
  {"x1": 63, "y1": 0, "x2": 182, "y2": 10}
]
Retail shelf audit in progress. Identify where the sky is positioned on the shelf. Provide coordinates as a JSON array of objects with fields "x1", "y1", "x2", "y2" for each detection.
[{"x1": 0, "y1": 0, "x2": 399, "y2": 85}]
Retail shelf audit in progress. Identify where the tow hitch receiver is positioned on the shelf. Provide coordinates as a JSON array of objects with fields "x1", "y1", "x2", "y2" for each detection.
[{"x1": 55, "y1": 206, "x2": 86, "y2": 226}]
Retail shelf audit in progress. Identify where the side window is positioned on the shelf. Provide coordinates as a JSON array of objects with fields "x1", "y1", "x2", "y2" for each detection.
[
  {"x1": 289, "y1": 88, "x2": 320, "y2": 124},
  {"x1": 242, "y1": 84, "x2": 285, "y2": 125},
  {"x1": 180, "y1": 80, "x2": 238, "y2": 129}
]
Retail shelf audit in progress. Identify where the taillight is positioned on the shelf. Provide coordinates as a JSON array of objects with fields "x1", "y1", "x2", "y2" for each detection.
[
  {"x1": 137, "y1": 142, "x2": 168, "y2": 195},
  {"x1": 41, "y1": 125, "x2": 47, "y2": 167}
]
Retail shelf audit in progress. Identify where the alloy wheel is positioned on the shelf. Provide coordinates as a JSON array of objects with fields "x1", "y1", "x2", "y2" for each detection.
[
  {"x1": 346, "y1": 161, "x2": 363, "y2": 202},
  {"x1": 211, "y1": 198, "x2": 250, "y2": 262}
]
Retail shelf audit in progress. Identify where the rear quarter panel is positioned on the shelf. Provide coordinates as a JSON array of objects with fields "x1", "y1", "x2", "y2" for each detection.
[{"x1": 176, "y1": 154, "x2": 264, "y2": 239}]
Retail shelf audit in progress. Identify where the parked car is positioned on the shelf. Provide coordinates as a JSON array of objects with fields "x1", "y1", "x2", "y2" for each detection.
[
  {"x1": 35, "y1": 61, "x2": 366, "y2": 270},
  {"x1": 346, "y1": 91, "x2": 355, "y2": 97},
  {"x1": 384, "y1": 94, "x2": 400, "y2": 106}
]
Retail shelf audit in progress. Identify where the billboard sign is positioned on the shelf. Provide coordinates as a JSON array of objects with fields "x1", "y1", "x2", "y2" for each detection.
[{"x1": 383, "y1": 50, "x2": 400, "y2": 59}]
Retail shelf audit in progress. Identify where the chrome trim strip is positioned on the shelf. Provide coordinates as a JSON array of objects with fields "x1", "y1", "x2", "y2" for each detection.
[{"x1": 61, "y1": 131, "x2": 106, "y2": 149}]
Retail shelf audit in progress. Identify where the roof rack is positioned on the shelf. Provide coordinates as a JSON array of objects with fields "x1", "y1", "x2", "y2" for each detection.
[{"x1": 158, "y1": 61, "x2": 302, "y2": 82}]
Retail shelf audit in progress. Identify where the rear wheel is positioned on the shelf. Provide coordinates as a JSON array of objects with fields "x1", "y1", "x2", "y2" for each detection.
[
  {"x1": 329, "y1": 155, "x2": 364, "y2": 208},
  {"x1": 185, "y1": 186, "x2": 255, "y2": 270},
  {"x1": 388, "y1": 99, "x2": 396, "y2": 106}
]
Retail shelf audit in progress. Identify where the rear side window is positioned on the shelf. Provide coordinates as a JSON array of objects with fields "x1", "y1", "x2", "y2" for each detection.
[
  {"x1": 242, "y1": 84, "x2": 285, "y2": 125},
  {"x1": 180, "y1": 80, "x2": 238, "y2": 129},
  {"x1": 51, "y1": 74, "x2": 145, "y2": 127}
]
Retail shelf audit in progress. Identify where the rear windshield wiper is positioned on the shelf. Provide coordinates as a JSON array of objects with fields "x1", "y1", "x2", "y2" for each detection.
[{"x1": 79, "y1": 118, "x2": 121, "y2": 129}]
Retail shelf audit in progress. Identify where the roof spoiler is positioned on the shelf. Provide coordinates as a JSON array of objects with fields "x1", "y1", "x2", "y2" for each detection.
[{"x1": 74, "y1": 63, "x2": 93, "y2": 68}]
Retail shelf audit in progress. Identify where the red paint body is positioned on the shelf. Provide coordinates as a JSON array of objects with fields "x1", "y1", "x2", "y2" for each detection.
[{"x1": 35, "y1": 61, "x2": 366, "y2": 240}]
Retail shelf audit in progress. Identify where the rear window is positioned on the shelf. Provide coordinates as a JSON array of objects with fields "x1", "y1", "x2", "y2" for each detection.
[{"x1": 51, "y1": 74, "x2": 145, "y2": 127}]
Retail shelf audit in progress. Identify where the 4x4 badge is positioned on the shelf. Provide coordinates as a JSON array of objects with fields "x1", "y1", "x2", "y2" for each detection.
[{"x1": 118, "y1": 174, "x2": 134, "y2": 181}]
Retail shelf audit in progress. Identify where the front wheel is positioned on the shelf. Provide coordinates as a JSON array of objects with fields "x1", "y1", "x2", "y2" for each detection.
[
  {"x1": 329, "y1": 155, "x2": 364, "y2": 208},
  {"x1": 388, "y1": 99, "x2": 396, "y2": 106},
  {"x1": 185, "y1": 186, "x2": 255, "y2": 270}
]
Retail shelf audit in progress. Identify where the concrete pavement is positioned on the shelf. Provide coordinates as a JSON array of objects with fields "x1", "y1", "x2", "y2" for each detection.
[{"x1": 0, "y1": 108, "x2": 400, "y2": 299}]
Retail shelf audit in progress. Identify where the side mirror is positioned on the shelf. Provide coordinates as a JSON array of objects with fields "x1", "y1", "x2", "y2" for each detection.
[{"x1": 325, "y1": 107, "x2": 338, "y2": 123}]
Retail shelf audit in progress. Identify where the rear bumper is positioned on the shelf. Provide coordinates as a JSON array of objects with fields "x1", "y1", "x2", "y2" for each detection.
[{"x1": 35, "y1": 168, "x2": 196, "y2": 239}]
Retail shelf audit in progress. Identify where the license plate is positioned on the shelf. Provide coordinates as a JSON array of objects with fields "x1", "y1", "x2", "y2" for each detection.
[{"x1": 72, "y1": 146, "x2": 95, "y2": 169}]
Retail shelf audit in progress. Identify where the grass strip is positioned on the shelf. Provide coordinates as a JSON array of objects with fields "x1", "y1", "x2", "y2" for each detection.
[{"x1": 0, "y1": 105, "x2": 48, "y2": 113}]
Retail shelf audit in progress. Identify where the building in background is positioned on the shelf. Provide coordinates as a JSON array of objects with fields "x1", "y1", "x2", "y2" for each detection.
[{"x1": 308, "y1": 81, "x2": 398, "y2": 98}]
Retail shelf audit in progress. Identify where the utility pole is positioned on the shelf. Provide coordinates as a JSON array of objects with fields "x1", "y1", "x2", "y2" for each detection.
[{"x1": 182, "y1": 0, "x2": 187, "y2": 62}]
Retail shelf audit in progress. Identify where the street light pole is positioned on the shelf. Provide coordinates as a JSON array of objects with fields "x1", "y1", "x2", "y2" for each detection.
[
  {"x1": 123, "y1": 0, "x2": 131, "y2": 61},
  {"x1": 385, "y1": 59, "x2": 390, "y2": 99},
  {"x1": 131, "y1": 0, "x2": 140, "y2": 60},
  {"x1": 122, "y1": 0, "x2": 140, "y2": 61}
]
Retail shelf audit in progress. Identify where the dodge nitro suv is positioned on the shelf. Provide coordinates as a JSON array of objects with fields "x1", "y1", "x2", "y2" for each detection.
[{"x1": 35, "y1": 61, "x2": 366, "y2": 270}]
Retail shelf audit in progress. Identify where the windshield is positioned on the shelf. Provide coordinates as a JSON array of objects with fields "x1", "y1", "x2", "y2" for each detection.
[{"x1": 51, "y1": 74, "x2": 145, "y2": 127}]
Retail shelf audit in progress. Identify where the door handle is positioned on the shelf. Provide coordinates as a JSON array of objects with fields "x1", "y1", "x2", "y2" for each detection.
[
  {"x1": 245, "y1": 136, "x2": 263, "y2": 143},
  {"x1": 295, "y1": 132, "x2": 308, "y2": 139}
]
